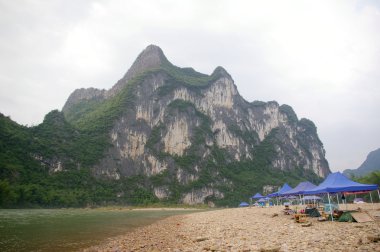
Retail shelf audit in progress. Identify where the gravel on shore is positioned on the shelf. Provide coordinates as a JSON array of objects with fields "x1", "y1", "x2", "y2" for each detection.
[{"x1": 83, "y1": 204, "x2": 380, "y2": 252}]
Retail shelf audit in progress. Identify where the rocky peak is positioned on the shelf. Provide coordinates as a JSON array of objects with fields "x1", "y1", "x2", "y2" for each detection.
[
  {"x1": 124, "y1": 45, "x2": 167, "y2": 79},
  {"x1": 107, "y1": 45, "x2": 168, "y2": 97},
  {"x1": 212, "y1": 66, "x2": 232, "y2": 79}
]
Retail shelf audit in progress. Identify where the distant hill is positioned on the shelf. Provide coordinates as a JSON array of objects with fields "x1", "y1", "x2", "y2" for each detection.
[{"x1": 343, "y1": 148, "x2": 380, "y2": 177}]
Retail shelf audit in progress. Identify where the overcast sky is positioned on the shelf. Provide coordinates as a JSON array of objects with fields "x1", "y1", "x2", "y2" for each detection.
[{"x1": 0, "y1": 0, "x2": 379, "y2": 172}]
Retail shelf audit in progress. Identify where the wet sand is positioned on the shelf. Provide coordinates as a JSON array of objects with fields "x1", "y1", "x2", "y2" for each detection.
[{"x1": 83, "y1": 203, "x2": 380, "y2": 252}]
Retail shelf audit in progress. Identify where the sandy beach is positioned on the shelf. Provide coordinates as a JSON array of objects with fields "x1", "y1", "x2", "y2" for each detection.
[{"x1": 83, "y1": 204, "x2": 380, "y2": 252}]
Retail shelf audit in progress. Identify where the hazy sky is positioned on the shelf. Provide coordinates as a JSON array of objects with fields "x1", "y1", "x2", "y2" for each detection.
[{"x1": 0, "y1": 0, "x2": 379, "y2": 172}]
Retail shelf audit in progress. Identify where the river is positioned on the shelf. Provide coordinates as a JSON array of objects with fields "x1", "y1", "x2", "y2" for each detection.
[{"x1": 0, "y1": 208, "x2": 199, "y2": 251}]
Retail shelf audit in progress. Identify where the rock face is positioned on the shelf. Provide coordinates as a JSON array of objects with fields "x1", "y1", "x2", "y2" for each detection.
[{"x1": 63, "y1": 45, "x2": 330, "y2": 204}]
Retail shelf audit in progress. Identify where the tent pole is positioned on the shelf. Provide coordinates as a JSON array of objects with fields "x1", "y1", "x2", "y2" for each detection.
[
  {"x1": 345, "y1": 198, "x2": 347, "y2": 211},
  {"x1": 299, "y1": 194, "x2": 302, "y2": 206},
  {"x1": 327, "y1": 193, "x2": 333, "y2": 222},
  {"x1": 336, "y1": 194, "x2": 340, "y2": 209},
  {"x1": 344, "y1": 193, "x2": 347, "y2": 211},
  {"x1": 377, "y1": 189, "x2": 380, "y2": 202},
  {"x1": 369, "y1": 191, "x2": 374, "y2": 210}
]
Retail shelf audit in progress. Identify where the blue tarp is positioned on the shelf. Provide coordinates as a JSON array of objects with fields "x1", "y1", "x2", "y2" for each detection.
[
  {"x1": 267, "y1": 183, "x2": 292, "y2": 197},
  {"x1": 251, "y1": 193, "x2": 265, "y2": 199},
  {"x1": 303, "y1": 172, "x2": 378, "y2": 195},
  {"x1": 239, "y1": 202, "x2": 249, "y2": 207},
  {"x1": 281, "y1": 181, "x2": 317, "y2": 196}
]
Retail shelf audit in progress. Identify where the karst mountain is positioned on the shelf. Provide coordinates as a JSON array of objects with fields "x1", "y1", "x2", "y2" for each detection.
[{"x1": 0, "y1": 45, "x2": 330, "y2": 207}]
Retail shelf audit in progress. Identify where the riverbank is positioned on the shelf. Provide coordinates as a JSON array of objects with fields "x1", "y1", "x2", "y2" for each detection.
[{"x1": 84, "y1": 203, "x2": 380, "y2": 252}]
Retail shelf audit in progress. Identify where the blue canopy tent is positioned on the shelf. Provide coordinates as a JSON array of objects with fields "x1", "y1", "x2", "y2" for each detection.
[
  {"x1": 281, "y1": 181, "x2": 317, "y2": 205},
  {"x1": 303, "y1": 172, "x2": 378, "y2": 195},
  {"x1": 267, "y1": 183, "x2": 293, "y2": 205},
  {"x1": 251, "y1": 193, "x2": 265, "y2": 199},
  {"x1": 303, "y1": 172, "x2": 379, "y2": 221},
  {"x1": 238, "y1": 202, "x2": 249, "y2": 207},
  {"x1": 267, "y1": 183, "x2": 293, "y2": 197},
  {"x1": 282, "y1": 181, "x2": 317, "y2": 196}
]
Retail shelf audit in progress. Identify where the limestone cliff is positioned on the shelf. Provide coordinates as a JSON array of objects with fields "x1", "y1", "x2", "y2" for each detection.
[{"x1": 62, "y1": 45, "x2": 330, "y2": 205}]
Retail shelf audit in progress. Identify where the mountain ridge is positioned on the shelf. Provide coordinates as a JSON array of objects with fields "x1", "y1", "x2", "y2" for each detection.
[{"x1": 343, "y1": 148, "x2": 380, "y2": 177}]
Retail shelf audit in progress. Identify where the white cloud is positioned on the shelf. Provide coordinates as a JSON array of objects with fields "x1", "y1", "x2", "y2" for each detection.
[{"x1": 0, "y1": 0, "x2": 379, "y2": 171}]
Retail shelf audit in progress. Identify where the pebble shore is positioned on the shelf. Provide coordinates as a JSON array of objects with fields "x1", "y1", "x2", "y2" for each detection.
[{"x1": 83, "y1": 204, "x2": 380, "y2": 252}]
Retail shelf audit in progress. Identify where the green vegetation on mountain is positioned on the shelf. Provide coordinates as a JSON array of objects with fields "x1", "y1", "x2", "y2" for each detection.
[
  {"x1": 161, "y1": 62, "x2": 229, "y2": 87},
  {"x1": 348, "y1": 171, "x2": 380, "y2": 203},
  {"x1": 0, "y1": 113, "x2": 125, "y2": 207},
  {"x1": 355, "y1": 171, "x2": 380, "y2": 186},
  {"x1": 162, "y1": 62, "x2": 211, "y2": 87},
  {"x1": 298, "y1": 118, "x2": 318, "y2": 135},
  {"x1": 279, "y1": 104, "x2": 298, "y2": 123}
]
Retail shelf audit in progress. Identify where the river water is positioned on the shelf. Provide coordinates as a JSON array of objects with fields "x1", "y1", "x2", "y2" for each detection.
[{"x1": 0, "y1": 208, "x2": 198, "y2": 251}]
